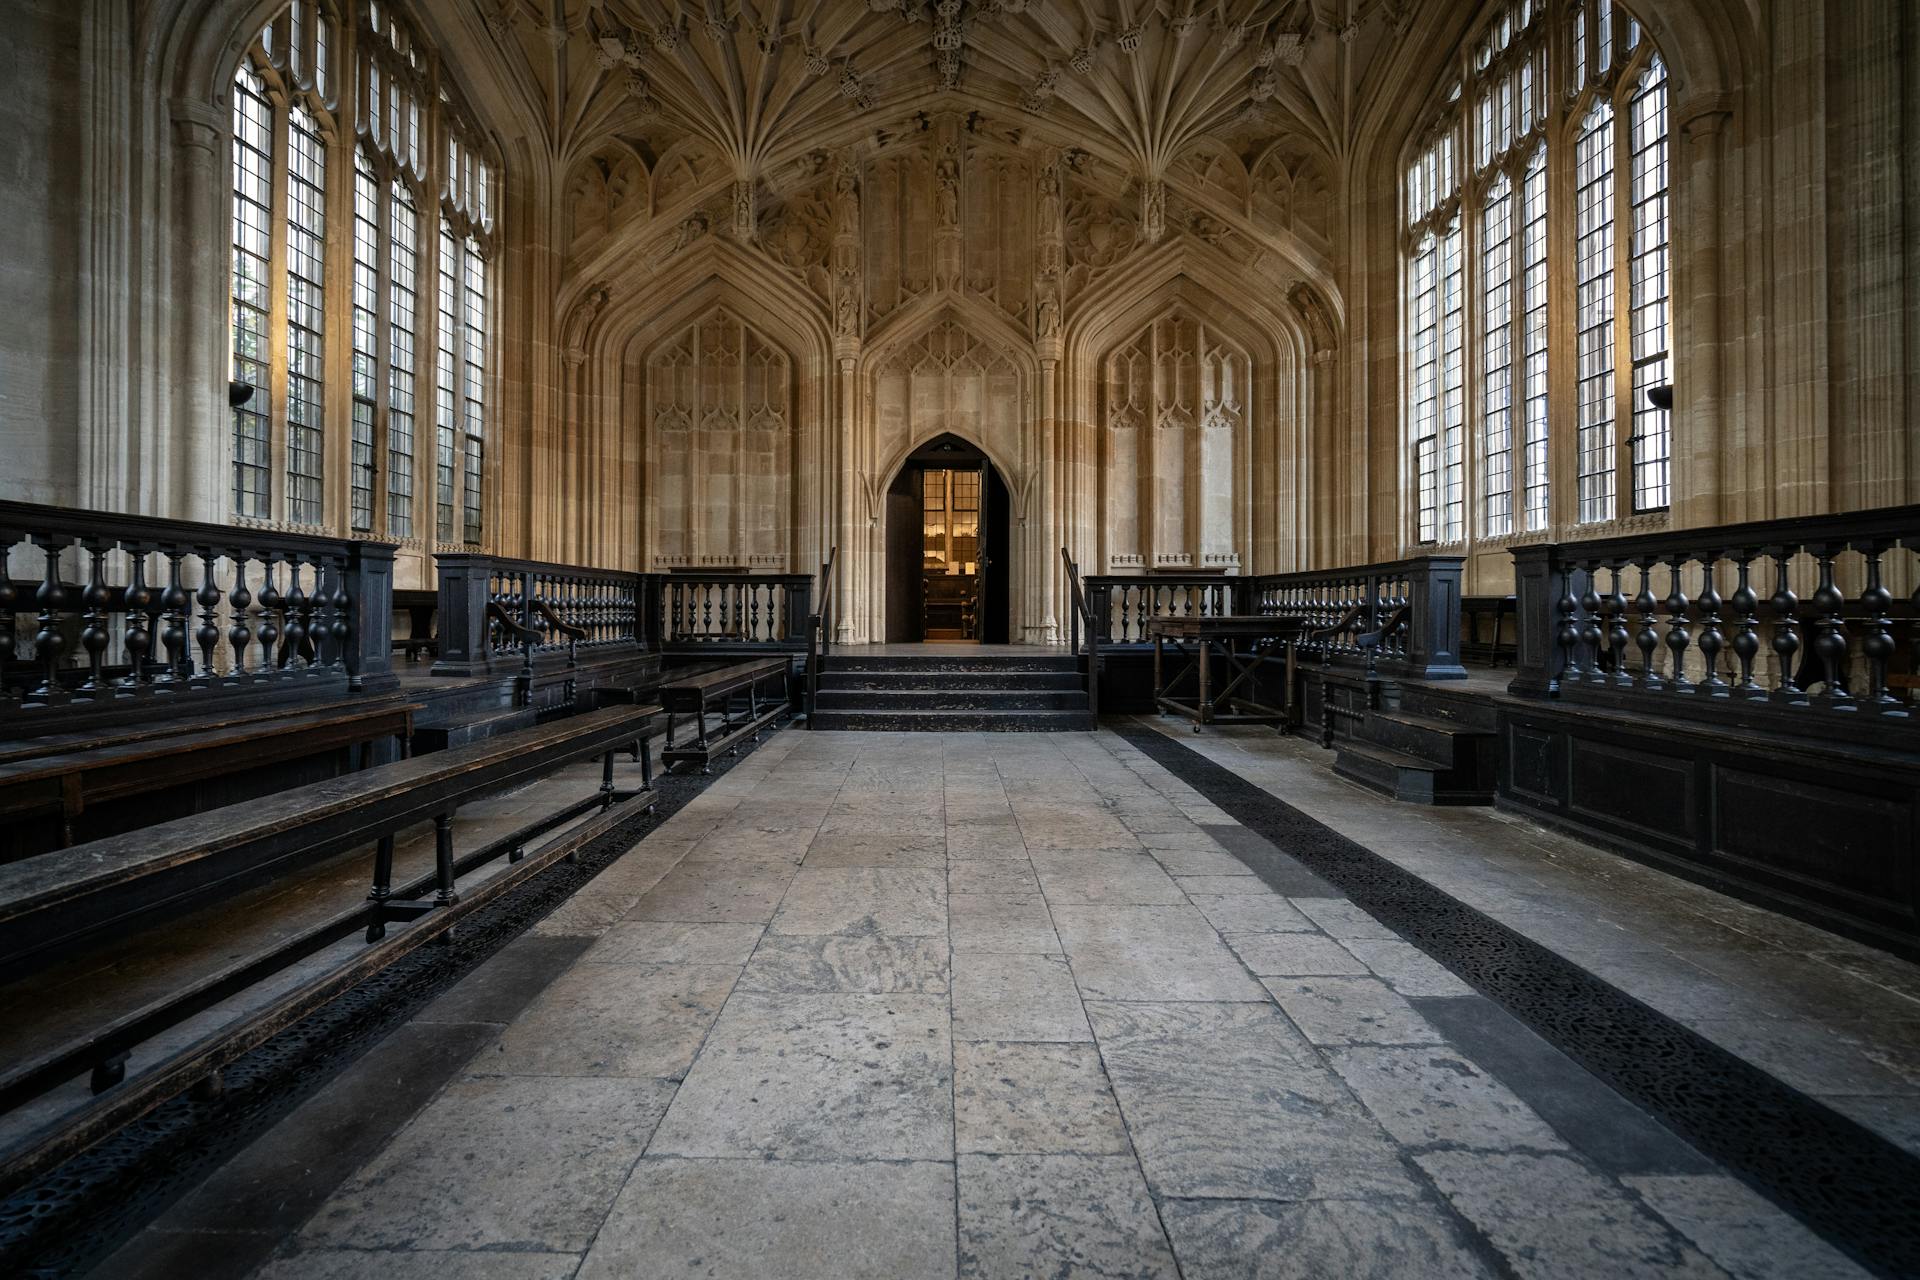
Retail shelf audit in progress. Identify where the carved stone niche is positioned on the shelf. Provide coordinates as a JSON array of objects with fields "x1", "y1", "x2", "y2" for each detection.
[
  {"x1": 645, "y1": 308, "x2": 794, "y2": 570},
  {"x1": 567, "y1": 145, "x2": 650, "y2": 253},
  {"x1": 1100, "y1": 306, "x2": 1250, "y2": 574}
]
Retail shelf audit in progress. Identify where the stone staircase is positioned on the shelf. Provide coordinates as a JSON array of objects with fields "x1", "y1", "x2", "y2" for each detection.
[
  {"x1": 811, "y1": 652, "x2": 1095, "y2": 731},
  {"x1": 1330, "y1": 680, "x2": 1498, "y2": 805}
]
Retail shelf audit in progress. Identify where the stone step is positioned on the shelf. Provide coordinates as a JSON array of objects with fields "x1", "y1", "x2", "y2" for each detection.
[
  {"x1": 811, "y1": 708, "x2": 1097, "y2": 732},
  {"x1": 815, "y1": 687, "x2": 1089, "y2": 712},
  {"x1": 819, "y1": 670, "x2": 1083, "y2": 692}
]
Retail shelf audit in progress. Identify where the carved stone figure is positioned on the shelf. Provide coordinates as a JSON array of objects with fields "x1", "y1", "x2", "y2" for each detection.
[
  {"x1": 562, "y1": 283, "x2": 610, "y2": 356},
  {"x1": 935, "y1": 157, "x2": 960, "y2": 226}
]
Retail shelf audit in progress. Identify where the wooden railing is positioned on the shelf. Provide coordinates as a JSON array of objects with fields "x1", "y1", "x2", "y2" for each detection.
[
  {"x1": 806, "y1": 548, "x2": 838, "y2": 726},
  {"x1": 430, "y1": 553, "x2": 646, "y2": 681},
  {"x1": 1061, "y1": 548, "x2": 1101, "y2": 722},
  {"x1": 0, "y1": 499, "x2": 397, "y2": 731},
  {"x1": 1081, "y1": 575, "x2": 1246, "y2": 645},
  {"x1": 1253, "y1": 556, "x2": 1467, "y2": 681},
  {"x1": 659, "y1": 573, "x2": 813, "y2": 649},
  {"x1": 1509, "y1": 506, "x2": 1920, "y2": 740}
]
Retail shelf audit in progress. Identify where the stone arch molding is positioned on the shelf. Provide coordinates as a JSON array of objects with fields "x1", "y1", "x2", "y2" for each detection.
[{"x1": 860, "y1": 300, "x2": 1037, "y2": 526}]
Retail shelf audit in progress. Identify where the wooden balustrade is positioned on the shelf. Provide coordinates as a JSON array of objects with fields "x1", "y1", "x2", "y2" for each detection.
[
  {"x1": 430, "y1": 553, "x2": 647, "y2": 679},
  {"x1": 1253, "y1": 557, "x2": 1467, "y2": 681},
  {"x1": 1081, "y1": 576, "x2": 1247, "y2": 645},
  {"x1": 0, "y1": 500, "x2": 396, "y2": 731},
  {"x1": 1509, "y1": 506, "x2": 1920, "y2": 738},
  {"x1": 660, "y1": 573, "x2": 813, "y2": 649}
]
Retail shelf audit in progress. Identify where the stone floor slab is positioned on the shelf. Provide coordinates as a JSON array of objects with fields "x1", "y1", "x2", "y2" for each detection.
[
  {"x1": 737, "y1": 929, "x2": 949, "y2": 994},
  {"x1": 1265, "y1": 976, "x2": 1447, "y2": 1047},
  {"x1": 1326, "y1": 1044, "x2": 1570, "y2": 1151},
  {"x1": 1417, "y1": 1150, "x2": 1725, "y2": 1279},
  {"x1": 1225, "y1": 932, "x2": 1374, "y2": 977},
  {"x1": 1086, "y1": 1001, "x2": 1421, "y2": 1202},
  {"x1": 1160, "y1": 1197, "x2": 1495, "y2": 1280},
  {"x1": 949, "y1": 892, "x2": 1062, "y2": 953},
  {"x1": 585, "y1": 921, "x2": 765, "y2": 967},
  {"x1": 1188, "y1": 893, "x2": 1318, "y2": 935},
  {"x1": 953, "y1": 951, "x2": 1092, "y2": 1042},
  {"x1": 954, "y1": 1041, "x2": 1130, "y2": 1155},
  {"x1": 576, "y1": 1157, "x2": 956, "y2": 1280},
  {"x1": 296, "y1": 1075, "x2": 673, "y2": 1253},
  {"x1": 769, "y1": 866, "x2": 947, "y2": 937},
  {"x1": 956, "y1": 1153, "x2": 1178, "y2": 1280},
  {"x1": 1052, "y1": 905, "x2": 1268, "y2": 1002},
  {"x1": 627, "y1": 865, "x2": 795, "y2": 924},
  {"x1": 1621, "y1": 1173, "x2": 1873, "y2": 1280},
  {"x1": 646, "y1": 991, "x2": 952, "y2": 1160},
  {"x1": 484, "y1": 962, "x2": 740, "y2": 1079}
]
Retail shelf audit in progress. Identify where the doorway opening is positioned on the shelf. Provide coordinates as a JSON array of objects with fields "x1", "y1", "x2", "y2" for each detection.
[{"x1": 884, "y1": 434, "x2": 1011, "y2": 643}]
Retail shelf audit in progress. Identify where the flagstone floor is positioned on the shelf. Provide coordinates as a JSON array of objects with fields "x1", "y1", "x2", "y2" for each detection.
[{"x1": 98, "y1": 725, "x2": 1909, "y2": 1280}]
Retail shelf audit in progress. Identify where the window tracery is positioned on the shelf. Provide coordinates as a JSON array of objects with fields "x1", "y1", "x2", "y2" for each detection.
[
  {"x1": 228, "y1": 0, "x2": 497, "y2": 544},
  {"x1": 1403, "y1": 0, "x2": 1670, "y2": 546}
]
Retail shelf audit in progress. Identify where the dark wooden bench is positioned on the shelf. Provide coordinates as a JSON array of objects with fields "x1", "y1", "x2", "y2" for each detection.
[
  {"x1": 0, "y1": 702, "x2": 664, "y2": 1193},
  {"x1": 659, "y1": 658, "x2": 791, "y2": 772},
  {"x1": 1461, "y1": 595, "x2": 1518, "y2": 666},
  {"x1": 0, "y1": 696, "x2": 419, "y2": 859},
  {"x1": 392, "y1": 588, "x2": 438, "y2": 662}
]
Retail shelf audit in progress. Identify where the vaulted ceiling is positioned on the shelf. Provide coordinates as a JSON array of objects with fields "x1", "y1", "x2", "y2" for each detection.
[{"x1": 479, "y1": 0, "x2": 1410, "y2": 216}]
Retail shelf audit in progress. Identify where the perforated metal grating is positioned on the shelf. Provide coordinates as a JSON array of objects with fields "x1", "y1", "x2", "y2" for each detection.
[
  {"x1": 0, "y1": 732, "x2": 780, "y2": 1280},
  {"x1": 1118, "y1": 724, "x2": 1920, "y2": 1280}
]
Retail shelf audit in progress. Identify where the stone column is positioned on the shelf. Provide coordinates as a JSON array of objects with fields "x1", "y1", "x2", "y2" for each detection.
[
  {"x1": 1674, "y1": 108, "x2": 1730, "y2": 530},
  {"x1": 168, "y1": 99, "x2": 228, "y2": 524},
  {"x1": 1032, "y1": 355, "x2": 1060, "y2": 643},
  {"x1": 836, "y1": 354, "x2": 858, "y2": 643}
]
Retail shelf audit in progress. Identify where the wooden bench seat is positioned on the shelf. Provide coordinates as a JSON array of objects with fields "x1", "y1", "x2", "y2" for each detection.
[
  {"x1": 0, "y1": 696, "x2": 419, "y2": 859},
  {"x1": 659, "y1": 658, "x2": 792, "y2": 772},
  {"x1": 0, "y1": 703, "x2": 665, "y2": 1193},
  {"x1": 0, "y1": 704, "x2": 662, "y2": 977}
]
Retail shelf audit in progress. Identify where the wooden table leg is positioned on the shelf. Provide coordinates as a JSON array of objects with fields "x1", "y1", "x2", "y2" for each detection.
[
  {"x1": 1196, "y1": 637, "x2": 1212, "y2": 730},
  {"x1": 1153, "y1": 633, "x2": 1164, "y2": 713}
]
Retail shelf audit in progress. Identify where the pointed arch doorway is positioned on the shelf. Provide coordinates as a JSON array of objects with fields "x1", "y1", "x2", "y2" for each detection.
[{"x1": 884, "y1": 433, "x2": 1011, "y2": 643}]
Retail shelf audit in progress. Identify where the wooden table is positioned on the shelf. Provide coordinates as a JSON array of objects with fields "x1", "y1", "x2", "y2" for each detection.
[{"x1": 1150, "y1": 615, "x2": 1306, "y2": 731}]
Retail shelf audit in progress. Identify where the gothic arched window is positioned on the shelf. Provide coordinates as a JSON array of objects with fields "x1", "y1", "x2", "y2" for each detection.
[
  {"x1": 227, "y1": 0, "x2": 497, "y2": 545},
  {"x1": 1403, "y1": 0, "x2": 1670, "y2": 547}
]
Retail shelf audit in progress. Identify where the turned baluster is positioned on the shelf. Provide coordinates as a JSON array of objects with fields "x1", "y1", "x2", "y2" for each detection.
[
  {"x1": 1554, "y1": 561, "x2": 1580, "y2": 683},
  {"x1": 226, "y1": 554, "x2": 254, "y2": 680},
  {"x1": 255, "y1": 557, "x2": 282, "y2": 675},
  {"x1": 1578, "y1": 562, "x2": 1605, "y2": 684},
  {"x1": 1633, "y1": 557, "x2": 1662, "y2": 688},
  {"x1": 701, "y1": 582, "x2": 714, "y2": 636},
  {"x1": 283, "y1": 553, "x2": 310, "y2": 670},
  {"x1": 77, "y1": 540, "x2": 112, "y2": 697},
  {"x1": 1855, "y1": 539, "x2": 1900, "y2": 713},
  {"x1": 1767, "y1": 551, "x2": 1804, "y2": 702},
  {"x1": 0, "y1": 551, "x2": 16, "y2": 702},
  {"x1": 192, "y1": 550, "x2": 223, "y2": 686},
  {"x1": 313, "y1": 555, "x2": 341, "y2": 670},
  {"x1": 1695, "y1": 554, "x2": 1728, "y2": 694},
  {"x1": 30, "y1": 538, "x2": 71, "y2": 704},
  {"x1": 1728, "y1": 550, "x2": 1762, "y2": 698},
  {"x1": 1808, "y1": 543, "x2": 1853, "y2": 709},
  {"x1": 329, "y1": 555, "x2": 352, "y2": 671},
  {"x1": 1662, "y1": 555, "x2": 1693, "y2": 693},
  {"x1": 1603, "y1": 560, "x2": 1631, "y2": 684},
  {"x1": 120, "y1": 548, "x2": 154, "y2": 691},
  {"x1": 158, "y1": 547, "x2": 191, "y2": 683}
]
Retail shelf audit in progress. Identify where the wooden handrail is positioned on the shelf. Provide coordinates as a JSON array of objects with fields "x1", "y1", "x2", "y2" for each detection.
[
  {"x1": 806, "y1": 547, "x2": 838, "y2": 727},
  {"x1": 1060, "y1": 548, "x2": 1100, "y2": 722}
]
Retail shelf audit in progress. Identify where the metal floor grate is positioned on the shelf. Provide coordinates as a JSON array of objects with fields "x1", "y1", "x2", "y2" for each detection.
[
  {"x1": 1118, "y1": 724, "x2": 1920, "y2": 1280},
  {"x1": 0, "y1": 733, "x2": 781, "y2": 1280}
]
